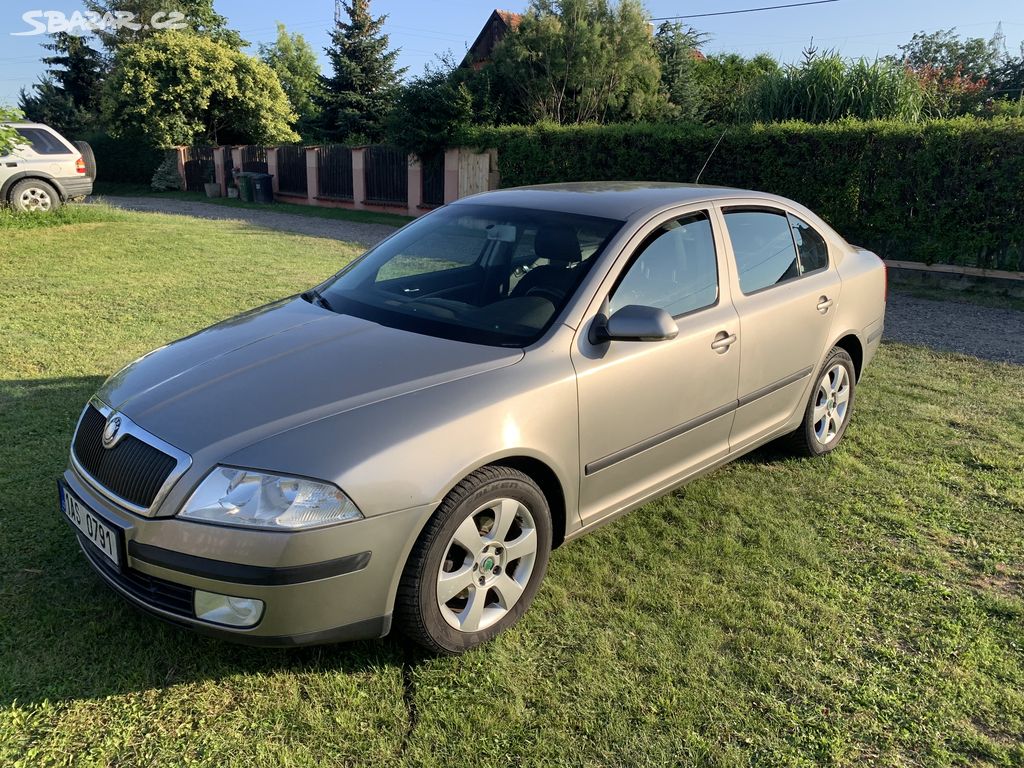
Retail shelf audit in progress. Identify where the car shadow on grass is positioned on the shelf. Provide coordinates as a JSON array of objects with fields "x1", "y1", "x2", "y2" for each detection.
[{"x1": 0, "y1": 376, "x2": 409, "y2": 708}]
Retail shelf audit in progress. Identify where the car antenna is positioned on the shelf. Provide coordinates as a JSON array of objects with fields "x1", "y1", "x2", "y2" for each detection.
[{"x1": 694, "y1": 130, "x2": 727, "y2": 185}]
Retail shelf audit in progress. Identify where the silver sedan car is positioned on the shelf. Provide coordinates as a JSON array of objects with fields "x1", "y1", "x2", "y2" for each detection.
[{"x1": 60, "y1": 183, "x2": 886, "y2": 653}]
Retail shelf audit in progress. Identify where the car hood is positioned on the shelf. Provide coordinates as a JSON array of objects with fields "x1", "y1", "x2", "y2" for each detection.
[{"x1": 97, "y1": 298, "x2": 523, "y2": 457}]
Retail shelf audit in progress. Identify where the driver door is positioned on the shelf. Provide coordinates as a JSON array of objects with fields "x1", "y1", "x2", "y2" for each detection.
[{"x1": 572, "y1": 208, "x2": 741, "y2": 526}]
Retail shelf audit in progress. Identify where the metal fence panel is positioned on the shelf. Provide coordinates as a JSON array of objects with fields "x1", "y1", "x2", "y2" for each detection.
[
  {"x1": 182, "y1": 146, "x2": 215, "y2": 192},
  {"x1": 317, "y1": 145, "x2": 354, "y2": 200},
  {"x1": 421, "y1": 154, "x2": 445, "y2": 207},
  {"x1": 364, "y1": 145, "x2": 408, "y2": 205},
  {"x1": 276, "y1": 145, "x2": 308, "y2": 196},
  {"x1": 240, "y1": 145, "x2": 268, "y2": 174}
]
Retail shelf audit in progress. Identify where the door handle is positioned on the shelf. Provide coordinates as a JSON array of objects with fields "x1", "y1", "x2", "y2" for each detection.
[
  {"x1": 816, "y1": 296, "x2": 833, "y2": 313},
  {"x1": 711, "y1": 331, "x2": 737, "y2": 353}
]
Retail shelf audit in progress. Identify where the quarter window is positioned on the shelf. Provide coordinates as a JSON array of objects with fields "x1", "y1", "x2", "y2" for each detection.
[
  {"x1": 14, "y1": 128, "x2": 73, "y2": 155},
  {"x1": 723, "y1": 209, "x2": 800, "y2": 294},
  {"x1": 788, "y1": 214, "x2": 829, "y2": 273},
  {"x1": 610, "y1": 212, "x2": 718, "y2": 317}
]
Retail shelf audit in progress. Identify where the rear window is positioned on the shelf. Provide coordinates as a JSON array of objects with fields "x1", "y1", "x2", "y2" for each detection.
[{"x1": 14, "y1": 128, "x2": 74, "y2": 155}]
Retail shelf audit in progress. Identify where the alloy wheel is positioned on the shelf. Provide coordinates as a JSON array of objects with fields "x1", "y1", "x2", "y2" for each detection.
[
  {"x1": 813, "y1": 363, "x2": 850, "y2": 445},
  {"x1": 436, "y1": 497, "x2": 538, "y2": 633}
]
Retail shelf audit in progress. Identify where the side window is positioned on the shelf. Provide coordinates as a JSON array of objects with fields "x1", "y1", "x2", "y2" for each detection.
[
  {"x1": 723, "y1": 209, "x2": 800, "y2": 294},
  {"x1": 788, "y1": 214, "x2": 829, "y2": 273},
  {"x1": 14, "y1": 128, "x2": 73, "y2": 155},
  {"x1": 610, "y1": 212, "x2": 718, "y2": 317}
]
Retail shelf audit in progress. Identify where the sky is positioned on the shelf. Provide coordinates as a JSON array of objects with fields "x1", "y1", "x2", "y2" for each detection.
[{"x1": 2, "y1": 0, "x2": 1023, "y2": 105}]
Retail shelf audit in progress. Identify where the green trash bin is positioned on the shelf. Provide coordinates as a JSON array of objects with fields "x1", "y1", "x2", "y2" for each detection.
[{"x1": 237, "y1": 173, "x2": 254, "y2": 202}]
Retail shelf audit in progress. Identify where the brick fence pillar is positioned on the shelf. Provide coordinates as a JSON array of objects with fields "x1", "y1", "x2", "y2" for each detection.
[
  {"x1": 306, "y1": 147, "x2": 319, "y2": 204},
  {"x1": 213, "y1": 147, "x2": 226, "y2": 195},
  {"x1": 351, "y1": 147, "x2": 366, "y2": 210},
  {"x1": 175, "y1": 147, "x2": 186, "y2": 191},
  {"x1": 407, "y1": 155, "x2": 422, "y2": 216},
  {"x1": 266, "y1": 148, "x2": 280, "y2": 194}
]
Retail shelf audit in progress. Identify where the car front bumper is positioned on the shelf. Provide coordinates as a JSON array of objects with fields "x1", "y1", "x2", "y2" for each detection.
[{"x1": 61, "y1": 466, "x2": 436, "y2": 646}]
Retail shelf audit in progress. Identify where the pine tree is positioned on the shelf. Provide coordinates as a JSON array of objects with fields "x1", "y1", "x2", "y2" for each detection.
[
  {"x1": 316, "y1": 0, "x2": 406, "y2": 144},
  {"x1": 19, "y1": 33, "x2": 105, "y2": 135}
]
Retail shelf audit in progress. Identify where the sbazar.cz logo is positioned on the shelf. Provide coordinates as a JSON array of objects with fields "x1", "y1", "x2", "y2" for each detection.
[{"x1": 13, "y1": 9, "x2": 188, "y2": 36}]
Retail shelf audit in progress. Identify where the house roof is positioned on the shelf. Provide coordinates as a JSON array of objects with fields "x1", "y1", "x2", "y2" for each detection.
[{"x1": 467, "y1": 9, "x2": 523, "y2": 68}]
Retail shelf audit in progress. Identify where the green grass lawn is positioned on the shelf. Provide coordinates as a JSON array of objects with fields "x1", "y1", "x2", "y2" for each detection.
[{"x1": 1, "y1": 206, "x2": 1023, "y2": 767}]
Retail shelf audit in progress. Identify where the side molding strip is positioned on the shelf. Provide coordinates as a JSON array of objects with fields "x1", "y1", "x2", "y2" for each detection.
[
  {"x1": 584, "y1": 366, "x2": 814, "y2": 476},
  {"x1": 585, "y1": 401, "x2": 736, "y2": 476},
  {"x1": 737, "y1": 366, "x2": 814, "y2": 408}
]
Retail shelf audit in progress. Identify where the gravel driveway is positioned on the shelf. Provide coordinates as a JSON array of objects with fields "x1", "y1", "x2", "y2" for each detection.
[
  {"x1": 885, "y1": 291, "x2": 1023, "y2": 365},
  {"x1": 99, "y1": 196, "x2": 1022, "y2": 365},
  {"x1": 100, "y1": 195, "x2": 399, "y2": 248}
]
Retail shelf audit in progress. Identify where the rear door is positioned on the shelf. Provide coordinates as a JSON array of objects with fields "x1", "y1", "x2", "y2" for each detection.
[{"x1": 716, "y1": 202, "x2": 841, "y2": 451}]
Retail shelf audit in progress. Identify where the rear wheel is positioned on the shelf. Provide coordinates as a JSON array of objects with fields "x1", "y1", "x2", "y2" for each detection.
[
  {"x1": 396, "y1": 465, "x2": 552, "y2": 654},
  {"x1": 785, "y1": 346, "x2": 856, "y2": 457},
  {"x1": 10, "y1": 178, "x2": 61, "y2": 213}
]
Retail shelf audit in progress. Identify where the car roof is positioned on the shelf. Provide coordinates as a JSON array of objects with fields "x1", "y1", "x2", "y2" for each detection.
[
  {"x1": 451, "y1": 181, "x2": 789, "y2": 221},
  {"x1": 1, "y1": 122, "x2": 53, "y2": 130}
]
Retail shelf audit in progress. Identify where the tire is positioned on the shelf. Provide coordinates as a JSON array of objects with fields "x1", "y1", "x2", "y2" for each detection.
[
  {"x1": 784, "y1": 346, "x2": 856, "y2": 457},
  {"x1": 73, "y1": 141, "x2": 97, "y2": 181},
  {"x1": 9, "y1": 178, "x2": 62, "y2": 213},
  {"x1": 396, "y1": 465, "x2": 552, "y2": 655}
]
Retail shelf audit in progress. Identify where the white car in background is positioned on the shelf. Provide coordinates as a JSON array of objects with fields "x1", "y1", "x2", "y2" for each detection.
[{"x1": 1, "y1": 122, "x2": 95, "y2": 212}]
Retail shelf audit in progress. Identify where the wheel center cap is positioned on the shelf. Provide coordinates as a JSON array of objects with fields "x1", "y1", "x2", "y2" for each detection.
[{"x1": 481, "y1": 556, "x2": 495, "y2": 573}]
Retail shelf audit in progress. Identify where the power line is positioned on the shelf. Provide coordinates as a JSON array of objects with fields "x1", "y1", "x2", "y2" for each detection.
[{"x1": 652, "y1": 0, "x2": 840, "y2": 22}]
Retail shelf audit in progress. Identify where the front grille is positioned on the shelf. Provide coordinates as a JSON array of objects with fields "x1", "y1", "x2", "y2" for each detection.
[
  {"x1": 73, "y1": 405, "x2": 177, "y2": 509},
  {"x1": 80, "y1": 536, "x2": 195, "y2": 619}
]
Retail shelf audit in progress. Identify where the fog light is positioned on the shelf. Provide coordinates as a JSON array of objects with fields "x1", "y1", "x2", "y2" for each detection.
[{"x1": 194, "y1": 590, "x2": 265, "y2": 628}]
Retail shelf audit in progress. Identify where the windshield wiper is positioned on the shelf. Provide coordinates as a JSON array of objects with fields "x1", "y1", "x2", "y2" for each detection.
[{"x1": 303, "y1": 288, "x2": 335, "y2": 312}]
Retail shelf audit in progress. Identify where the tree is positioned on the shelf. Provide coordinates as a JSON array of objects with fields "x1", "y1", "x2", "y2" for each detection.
[
  {"x1": 893, "y1": 29, "x2": 997, "y2": 115},
  {"x1": 0, "y1": 107, "x2": 25, "y2": 157},
  {"x1": 102, "y1": 31, "x2": 298, "y2": 147},
  {"x1": 84, "y1": 0, "x2": 244, "y2": 51},
  {"x1": 387, "y1": 58, "x2": 473, "y2": 159},
  {"x1": 259, "y1": 23, "x2": 322, "y2": 141},
  {"x1": 692, "y1": 53, "x2": 778, "y2": 124},
  {"x1": 895, "y1": 28, "x2": 999, "y2": 80},
  {"x1": 19, "y1": 33, "x2": 104, "y2": 135},
  {"x1": 492, "y1": 0, "x2": 668, "y2": 125},
  {"x1": 317, "y1": 0, "x2": 406, "y2": 144},
  {"x1": 653, "y1": 22, "x2": 708, "y2": 122}
]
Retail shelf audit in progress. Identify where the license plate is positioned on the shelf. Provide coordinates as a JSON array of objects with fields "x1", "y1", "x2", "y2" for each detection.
[{"x1": 59, "y1": 483, "x2": 122, "y2": 568}]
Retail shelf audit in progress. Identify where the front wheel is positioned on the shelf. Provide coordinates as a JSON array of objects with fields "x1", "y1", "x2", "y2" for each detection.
[
  {"x1": 785, "y1": 347, "x2": 856, "y2": 457},
  {"x1": 396, "y1": 466, "x2": 552, "y2": 654}
]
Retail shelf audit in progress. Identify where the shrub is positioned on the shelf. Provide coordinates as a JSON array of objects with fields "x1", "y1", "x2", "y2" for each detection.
[
  {"x1": 745, "y1": 53, "x2": 928, "y2": 123},
  {"x1": 150, "y1": 151, "x2": 182, "y2": 192},
  {"x1": 85, "y1": 131, "x2": 165, "y2": 184},
  {"x1": 468, "y1": 118, "x2": 1024, "y2": 270}
]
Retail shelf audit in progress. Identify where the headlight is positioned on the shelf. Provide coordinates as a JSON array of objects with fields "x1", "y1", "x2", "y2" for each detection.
[{"x1": 180, "y1": 467, "x2": 363, "y2": 530}]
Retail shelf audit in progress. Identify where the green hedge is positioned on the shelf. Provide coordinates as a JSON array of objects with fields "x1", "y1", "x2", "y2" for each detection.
[
  {"x1": 83, "y1": 131, "x2": 165, "y2": 185},
  {"x1": 468, "y1": 119, "x2": 1024, "y2": 270}
]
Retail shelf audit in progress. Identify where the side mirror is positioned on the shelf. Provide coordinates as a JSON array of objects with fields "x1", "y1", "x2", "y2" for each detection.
[{"x1": 591, "y1": 304, "x2": 679, "y2": 344}]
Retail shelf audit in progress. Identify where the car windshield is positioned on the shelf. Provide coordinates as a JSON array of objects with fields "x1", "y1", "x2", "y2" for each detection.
[{"x1": 316, "y1": 204, "x2": 624, "y2": 347}]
